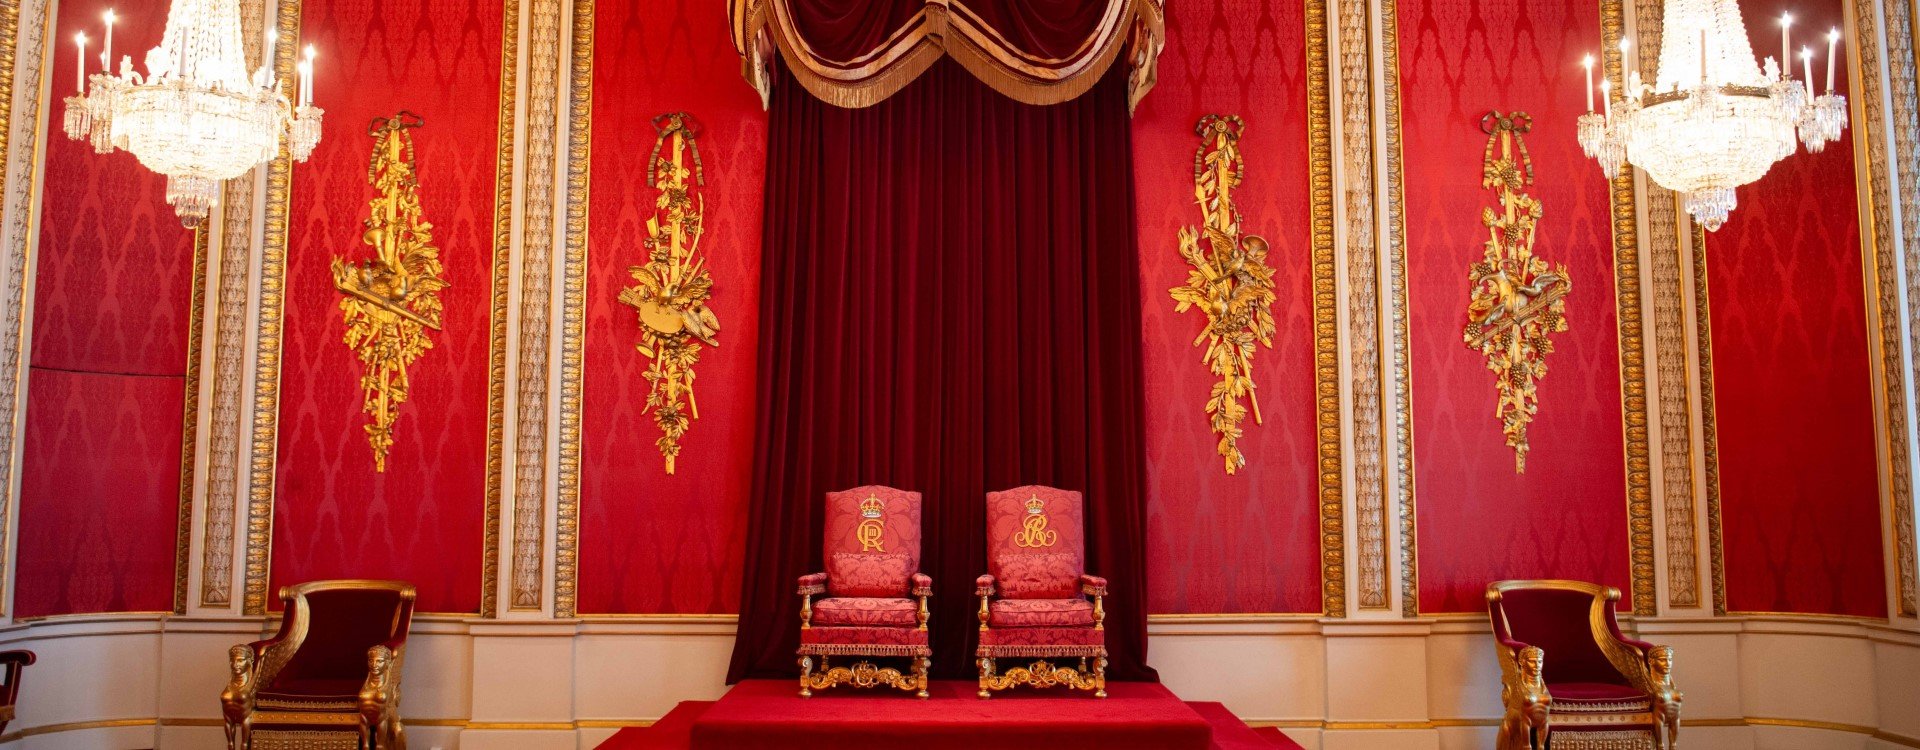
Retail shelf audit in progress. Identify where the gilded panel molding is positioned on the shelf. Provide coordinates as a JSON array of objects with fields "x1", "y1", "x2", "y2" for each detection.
[
  {"x1": 1599, "y1": 0, "x2": 1658, "y2": 617},
  {"x1": 174, "y1": 227, "x2": 210, "y2": 613},
  {"x1": 243, "y1": 0, "x2": 303, "y2": 615},
  {"x1": 1307, "y1": 0, "x2": 1347, "y2": 618},
  {"x1": 554, "y1": 0, "x2": 592, "y2": 620},
  {"x1": 1378, "y1": 0, "x2": 1418, "y2": 617},
  {"x1": 1692, "y1": 225, "x2": 1727, "y2": 616},
  {"x1": 1852, "y1": 0, "x2": 1920, "y2": 619},
  {"x1": 0, "y1": 0, "x2": 38, "y2": 618},
  {"x1": 1631, "y1": 0, "x2": 1701, "y2": 609},
  {"x1": 481, "y1": 0, "x2": 521, "y2": 619},
  {"x1": 511, "y1": 0, "x2": 565, "y2": 612},
  {"x1": 202, "y1": 0, "x2": 265, "y2": 605},
  {"x1": 1338, "y1": 0, "x2": 1389, "y2": 611}
]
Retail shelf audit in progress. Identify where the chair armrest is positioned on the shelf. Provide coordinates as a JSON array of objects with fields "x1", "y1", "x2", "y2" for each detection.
[
  {"x1": 1079, "y1": 574, "x2": 1108, "y2": 597},
  {"x1": 221, "y1": 639, "x2": 278, "y2": 719},
  {"x1": 0, "y1": 651, "x2": 36, "y2": 669},
  {"x1": 912, "y1": 573, "x2": 933, "y2": 597},
  {"x1": 359, "y1": 639, "x2": 405, "y2": 710},
  {"x1": 797, "y1": 572, "x2": 828, "y2": 596},
  {"x1": 976, "y1": 575, "x2": 996, "y2": 598}
]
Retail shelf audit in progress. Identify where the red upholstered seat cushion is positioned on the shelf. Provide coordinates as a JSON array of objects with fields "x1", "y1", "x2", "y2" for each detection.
[
  {"x1": 826, "y1": 552, "x2": 912, "y2": 598},
  {"x1": 988, "y1": 598, "x2": 1095, "y2": 628},
  {"x1": 256, "y1": 677, "x2": 363, "y2": 711},
  {"x1": 976, "y1": 625, "x2": 1106, "y2": 657},
  {"x1": 812, "y1": 597, "x2": 918, "y2": 627},
  {"x1": 995, "y1": 552, "x2": 1081, "y2": 599}
]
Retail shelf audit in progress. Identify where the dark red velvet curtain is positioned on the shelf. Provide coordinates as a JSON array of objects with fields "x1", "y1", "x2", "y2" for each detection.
[{"x1": 727, "y1": 59, "x2": 1154, "y2": 682}]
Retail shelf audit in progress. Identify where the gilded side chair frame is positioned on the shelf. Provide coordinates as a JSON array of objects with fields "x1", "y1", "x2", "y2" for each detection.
[
  {"x1": 222, "y1": 580, "x2": 416, "y2": 750},
  {"x1": 796, "y1": 577, "x2": 933, "y2": 698},
  {"x1": 973, "y1": 577, "x2": 1109, "y2": 699},
  {"x1": 1487, "y1": 580, "x2": 1681, "y2": 750}
]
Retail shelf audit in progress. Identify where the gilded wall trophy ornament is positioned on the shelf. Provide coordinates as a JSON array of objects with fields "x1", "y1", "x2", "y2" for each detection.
[
  {"x1": 332, "y1": 112, "x2": 449, "y2": 473},
  {"x1": 618, "y1": 112, "x2": 718, "y2": 474},
  {"x1": 1169, "y1": 114, "x2": 1278, "y2": 475},
  {"x1": 1465, "y1": 111, "x2": 1570, "y2": 473}
]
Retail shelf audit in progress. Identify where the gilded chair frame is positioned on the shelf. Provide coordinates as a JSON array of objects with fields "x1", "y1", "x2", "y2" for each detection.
[
  {"x1": 1487, "y1": 579, "x2": 1682, "y2": 750},
  {"x1": 222, "y1": 579, "x2": 416, "y2": 750}
]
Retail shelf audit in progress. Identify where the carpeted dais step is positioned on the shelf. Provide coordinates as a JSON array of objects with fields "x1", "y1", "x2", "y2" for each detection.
[{"x1": 594, "y1": 701, "x2": 712, "y2": 749}]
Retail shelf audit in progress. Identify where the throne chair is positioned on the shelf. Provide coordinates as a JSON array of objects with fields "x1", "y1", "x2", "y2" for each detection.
[
  {"x1": 221, "y1": 580, "x2": 415, "y2": 750},
  {"x1": 0, "y1": 650, "x2": 33, "y2": 734},
  {"x1": 975, "y1": 485, "x2": 1107, "y2": 698},
  {"x1": 797, "y1": 485, "x2": 932, "y2": 697},
  {"x1": 1487, "y1": 580, "x2": 1683, "y2": 750}
]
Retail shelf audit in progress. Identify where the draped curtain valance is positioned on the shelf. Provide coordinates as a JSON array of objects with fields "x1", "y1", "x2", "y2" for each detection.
[{"x1": 729, "y1": 0, "x2": 1165, "y2": 111}]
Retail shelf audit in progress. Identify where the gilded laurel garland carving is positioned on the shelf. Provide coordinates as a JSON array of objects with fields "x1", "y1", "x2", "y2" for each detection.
[
  {"x1": 1853, "y1": 0, "x2": 1920, "y2": 618},
  {"x1": 0, "y1": 0, "x2": 39, "y2": 618},
  {"x1": 332, "y1": 113, "x2": 450, "y2": 473},
  {"x1": 203, "y1": 0, "x2": 268, "y2": 610},
  {"x1": 1170, "y1": 114, "x2": 1278, "y2": 476},
  {"x1": 244, "y1": 0, "x2": 303, "y2": 615},
  {"x1": 977, "y1": 658, "x2": 1105, "y2": 696},
  {"x1": 1306, "y1": 0, "x2": 1346, "y2": 618},
  {"x1": 175, "y1": 227, "x2": 211, "y2": 613},
  {"x1": 620, "y1": 113, "x2": 718, "y2": 475},
  {"x1": 554, "y1": 0, "x2": 592, "y2": 619},
  {"x1": 481, "y1": 0, "x2": 521, "y2": 619},
  {"x1": 511, "y1": 0, "x2": 564, "y2": 611},
  {"x1": 1600, "y1": 0, "x2": 1659, "y2": 616},
  {"x1": 1379, "y1": 0, "x2": 1419, "y2": 617},
  {"x1": 799, "y1": 656, "x2": 928, "y2": 696},
  {"x1": 1633, "y1": 0, "x2": 1701, "y2": 609},
  {"x1": 1464, "y1": 112, "x2": 1569, "y2": 474},
  {"x1": 1339, "y1": 0, "x2": 1389, "y2": 611}
]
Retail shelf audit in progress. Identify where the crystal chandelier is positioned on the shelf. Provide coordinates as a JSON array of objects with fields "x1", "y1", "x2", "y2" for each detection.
[
  {"x1": 62, "y1": 0, "x2": 323, "y2": 227},
  {"x1": 1576, "y1": 0, "x2": 1848, "y2": 230}
]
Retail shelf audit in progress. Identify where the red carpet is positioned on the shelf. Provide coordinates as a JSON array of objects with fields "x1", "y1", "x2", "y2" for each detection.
[{"x1": 595, "y1": 680, "x2": 1303, "y2": 750}]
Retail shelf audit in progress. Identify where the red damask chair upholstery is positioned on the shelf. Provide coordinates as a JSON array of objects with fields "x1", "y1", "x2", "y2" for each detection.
[
  {"x1": 222, "y1": 580, "x2": 415, "y2": 750},
  {"x1": 797, "y1": 485, "x2": 932, "y2": 697},
  {"x1": 975, "y1": 485, "x2": 1106, "y2": 698},
  {"x1": 0, "y1": 650, "x2": 34, "y2": 734},
  {"x1": 1488, "y1": 580, "x2": 1682, "y2": 750}
]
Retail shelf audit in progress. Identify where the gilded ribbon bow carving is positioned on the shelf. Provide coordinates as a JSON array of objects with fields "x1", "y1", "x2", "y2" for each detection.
[
  {"x1": 1464, "y1": 111, "x2": 1570, "y2": 473},
  {"x1": 619, "y1": 112, "x2": 719, "y2": 474},
  {"x1": 332, "y1": 112, "x2": 448, "y2": 472},
  {"x1": 1170, "y1": 114, "x2": 1278, "y2": 475}
]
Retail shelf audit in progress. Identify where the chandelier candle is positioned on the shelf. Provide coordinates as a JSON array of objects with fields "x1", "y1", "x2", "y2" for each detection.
[
  {"x1": 1583, "y1": 56, "x2": 1594, "y2": 112},
  {"x1": 1781, "y1": 13, "x2": 1791, "y2": 78},
  {"x1": 73, "y1": 33, "x2": 84, "y2": 93},
  {"x1": 1802, "y1": 47, "x2": 1813, "y2": 98},
  {"x1": 1826, "y1": 28, "x2": 1838, "y2": 93},
  {"x1": 101, "y1": 10, "x2": 112, "y2": 73}
]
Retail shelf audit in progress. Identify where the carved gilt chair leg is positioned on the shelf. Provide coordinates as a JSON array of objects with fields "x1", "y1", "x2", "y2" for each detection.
[
  {"x1": 915, "y1": 656, "x2": 930, "y2": 699},
  {"x1": 799, "y1": 655, "x2": 814, "y2": 698},
  {"x1": 977, "y1": 657, "x2": 994, "y2": 699},
  {"x1": 389, "y1": 718, "x2": 407, "y2": 750},
  {"x1": 1094, "y1": 656, "x2": 1107, "y2": 698}
]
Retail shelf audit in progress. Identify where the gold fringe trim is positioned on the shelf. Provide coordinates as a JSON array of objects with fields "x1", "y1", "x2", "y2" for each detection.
[{"x1": 734, "y1": 0, "x2": 1162, "y2": 110}]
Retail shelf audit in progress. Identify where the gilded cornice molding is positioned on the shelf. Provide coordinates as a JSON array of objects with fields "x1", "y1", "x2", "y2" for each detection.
[
  {"x1": 0, "y1": 0, "x2": 39, "y2": 619},
  {"x1": 201, "y1": 0, "x2": 268, "y2": 611},
  {"x1": 1377, "y1": 0, "x2": 1418, "y2": 617},
  {"x1": 1600, "y1": 0, "x2": 1659, "y2": 617},
  {"x1": 511, "y1": 0, "x2": 566, "y2": 612},
  {"x1": 1853, "y1": 0, "x2": 1920, "y2": 619},
  {"x1": 481, "y1": 0, "x2": 522, "y2": 621},
  {"x1": 174, "y1": 227, "x2": 210, "y2": 613},
  {"x1": 242, "y1": 0, "x2": 303, "y2": 615},
  {"x1": 1338, "y1": 0, "x2": 1389, "y2": 612},
  {"x1": 554, "y1": 0, "x2": 592, "y2": 620},
  {"x1": 1307, "y1": 0, "x2": 1347, "y2": 619},
  {"x1": 1632, "y1": 0, "x2": 1701, "y2": 610}
]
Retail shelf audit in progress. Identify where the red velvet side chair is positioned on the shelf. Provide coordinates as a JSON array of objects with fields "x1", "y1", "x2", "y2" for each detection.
[
  {"x1": 975, "y1": 485, "x2": 1107, "y2": 698},
  {"x1": 222, "y1": 580, "x2": 415, "y2": 750},
  {"x1": 0, "y1": 650, "x2": 35, "y2": 733},
  {"x1": 1487, "y1": 580, "x2": 1682, "y2": 750},
  {"x1": 797, "y1": 485, "x2": 932, "y2": 697}
]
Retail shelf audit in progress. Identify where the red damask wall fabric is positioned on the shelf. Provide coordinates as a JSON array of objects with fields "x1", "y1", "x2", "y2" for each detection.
[
  {"x1": 1399, "y1": 0, "x2": 1632, "y2": 613},
  {"x1": 1132, "y1": 0, "x2": 1320, "y2": 614},
  {"x1": 1709, "y1": 0, "x2": 1885, "y2": 618},
  {"x1": 16, "y1": 0, "x2": 190, "y2": 618},
  {"x1": 577, "y1": 0, "x2": 765, "y2": 615},
  {"x1": 270, "y1": 0, "x2": 503, "y2": 613}
]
